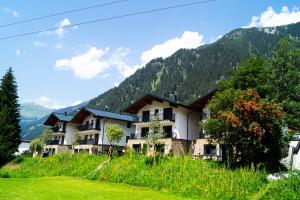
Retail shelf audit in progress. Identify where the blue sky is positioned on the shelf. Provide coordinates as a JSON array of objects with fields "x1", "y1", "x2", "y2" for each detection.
[{"x1": 0, "y1": 0, "x2": 299, "y2": 109}]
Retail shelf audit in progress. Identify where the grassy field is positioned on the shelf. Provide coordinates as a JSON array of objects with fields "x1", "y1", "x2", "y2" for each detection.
[
  {"x1": 0, "y1": 177, "x2": 190, "y2": 200},
  {"x1": 0, "y1": 154, "x2": 299, "y2": 199}
]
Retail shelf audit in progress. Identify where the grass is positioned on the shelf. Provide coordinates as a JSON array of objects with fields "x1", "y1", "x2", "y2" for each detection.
[
  {"x1": 1, "y1": 153, "x2": 299, "y2": 199},
  {"x1": 0, "y1": 177, "x2": 190, "y2": 200}
]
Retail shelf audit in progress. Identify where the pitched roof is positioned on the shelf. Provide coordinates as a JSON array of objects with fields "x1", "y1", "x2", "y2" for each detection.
[
  {"x1": 188, "y1": 89, "x2": 217, "y2": 111},
  {"x1": 43, "y1": 112, "x2": 73, "y2": 126},
  {"x1": 123, "y1": 94, "x2": 194, "y2": 114},
  {"x1": 71, "y1": 107, "x2": 136, "y2": 123}
]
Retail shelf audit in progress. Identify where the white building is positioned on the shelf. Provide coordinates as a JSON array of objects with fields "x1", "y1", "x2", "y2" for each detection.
[
  {"x1": 71, "y1": 108, "x2": 136, "y2": 154},
  {"x1": 124, "y1": 94, "x2": 201, "y2": 155},
  {"x1": 43, "y1": 112, "x2": 76, "y2": 154},
  {"x1": 284, "y1": 133, "x2": 300, "y2": 170},
  {"x1": 17, "y1": 140, "x2": 30, "y2": 155}
]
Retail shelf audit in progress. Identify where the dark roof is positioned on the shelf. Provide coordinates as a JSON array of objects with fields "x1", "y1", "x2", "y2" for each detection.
[
  {"x1": 43, "y1": 112, "x2": 73, "y2": 126},
  {"x1": 188, "y1": 89, "x2": 217, "y2": 111},
  {"x1": 123, "y1": 94, "x2": 194, "y2": 114},
  {"x1": 72, "y1": 107, "x2": 136, "y2": 123}
]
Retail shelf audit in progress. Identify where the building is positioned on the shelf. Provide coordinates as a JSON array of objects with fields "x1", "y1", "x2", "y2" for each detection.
[
  {"x1": 71, "y1": 107, "x2": 136, "y2": 154},
  {"x1": 17, "y1": 140, "x2": 30, "y2": 155},
  {"x1": 43, "y1": 112, "x2": 77, "y2": 155},
  {"x1": 124, "y1": 94, "x2": 201, "y2": 155}
]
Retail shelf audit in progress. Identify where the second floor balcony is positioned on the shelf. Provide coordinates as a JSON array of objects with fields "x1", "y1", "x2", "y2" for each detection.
[
  {"x1": 77, "y1": 123, "x2": 100, "y2": 132},
  {"x1": 78, "y1": 138, "x2": 98, "y2": 145},
  {"x1": 137, "y1": 113, "x2": 175, "y2": 123},
  {"x1": 45, "y1": 139, "x2": 60, "y2": 145},
  {"x1": 51, "y1": 126, "x2": 65, "y2": 133}
]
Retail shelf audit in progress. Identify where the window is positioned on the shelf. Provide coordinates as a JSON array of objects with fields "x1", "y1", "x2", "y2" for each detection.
[
  {"x1": 204, "y1": 144, "x2": 217, "y2": 156},
  {"x1": 141, "y1": 127, "x2": 149, "y2": 138},
  {"x1": 142, "y1": 111, "x2": 150, "y2": 122},
  {"x1": 163, "y1": 108, "x2": 173, "y2": 121},
  {"x1": 127, "y1": 122, "x2": 131, "y2": 128},
  {"x1": 154, "y1": 109, "x2": 159, "y2": 116},
  {"x1": 163, "y1": 126, "x2": 172, "y2": 138}
]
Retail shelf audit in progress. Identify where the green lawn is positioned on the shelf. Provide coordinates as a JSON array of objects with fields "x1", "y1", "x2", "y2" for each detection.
[{"x1": 0, "y1": 177, "x2": 191, "y2": 200}]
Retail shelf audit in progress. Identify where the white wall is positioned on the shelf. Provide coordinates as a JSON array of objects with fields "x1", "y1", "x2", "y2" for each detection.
[
  {"x1": 285, "y1": 140, "x2": 300, "y2": 170},
  {"x1": 64, "y1": 122, "x2": 78, "y2": 145},
  {"x1": 134, "y1": 100, "x2": 201, "y2": 141}
]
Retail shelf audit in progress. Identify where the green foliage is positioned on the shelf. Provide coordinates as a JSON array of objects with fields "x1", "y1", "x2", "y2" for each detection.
[
  {"x1": 105, "y1": 124, "x2": 124, "y2": 146},
  {"x1": 105, "y1": 124, "x2": 124, "y2": 159},
  {"x1": 268, "y1": 36, "x2": 300, "y2": 129},
  {"x1": 39, "y1": 128, "x2": 54, "y2": 144},
  {"x1": 145, "y1": 114, "x2": 164, "y2": 152},
  {"x1": 29, "y1": 139, "x2": 43, "y2": 153},
  {"x1": 72, "y1": 132, "x2": 82, "y2": 146},
  {"x1": 0, "y1": 68, "x2": 21, "y2": 164}
]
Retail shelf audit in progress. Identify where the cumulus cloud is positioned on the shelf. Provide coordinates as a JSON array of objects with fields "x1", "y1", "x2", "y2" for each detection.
[
  {"x1": 33, "y1": 96, "x2": 66, "y2": 109},
  {"x1": 2, "y1": 8, "x2": 18, "y2": 17},
  {"x1": 141, "y1": 31, "x2": 204, "y2": 65},
  {"x1": 245, "y1": 6, "x2": 300, "y2": 28},
  {"x1": 54, "y1": 31, "x2": 205, "y2": 80},
  {"x1": 55, "y1": 47, "x2": 111, "y2": 79}
]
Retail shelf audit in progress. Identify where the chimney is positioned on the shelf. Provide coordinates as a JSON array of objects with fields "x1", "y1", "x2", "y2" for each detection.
[{"x1": 64, "y1": 112, "x2": 67, "y2": 116}]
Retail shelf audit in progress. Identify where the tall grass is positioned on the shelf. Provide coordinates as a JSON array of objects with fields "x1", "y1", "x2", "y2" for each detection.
[
  {"x1": 1, "y1": 153, "x2": 299, "y2": 199},
  {"x1": 0, "y1": 153, "x2": 105, "y2": 178}
]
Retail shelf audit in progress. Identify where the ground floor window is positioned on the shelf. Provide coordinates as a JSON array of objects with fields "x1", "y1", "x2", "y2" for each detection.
[
  {"x1": 133, "y1": 144, "x2": 141, "y2": 152},
  {"x1": 141, "y1": 127, "x2": 149, "y2": 138},
  {"x1": 155, "y1": 144, "x2": 165, "y2": 154},
  {"x1": 204, "y1": 144, "x2": 217, "y2": 156},
  {"x1": 163, "y1": 126, "x2": 172, "y2": 138}
]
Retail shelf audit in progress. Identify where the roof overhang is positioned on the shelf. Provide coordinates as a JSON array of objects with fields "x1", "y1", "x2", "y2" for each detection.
[
  {"x1": 43, "y1": 113, "x2": 59, "y2": 126},
  {"x1": 189, "y1": 89, "x2": 217, "y2": 111},
  {"x1": 123, "y1": 94, "x2": 194, "y2": 114},
  {"x1": 71, "y1": 108, "x2": 96, "y2": 124}
]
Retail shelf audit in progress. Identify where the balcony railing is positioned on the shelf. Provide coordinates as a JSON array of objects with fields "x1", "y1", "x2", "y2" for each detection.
[
  {"x1": 134, "y1": 131, "x2": 176, "y2": 139},
  {"x1": 46, "y1": 139, "x2": 60, "y2": 145},
  {"x1": 137, "y1": 113, "x2": 175, "y2": 123},
  {"x1": 77, "y1": 123, "x2": 100, "y2": 131},
  {"x1": 78, "y1": 138, "x2": 98, "y2": 145},
  {"x1": 51, "y1": 126, "x2": 65, "y2": 133}
]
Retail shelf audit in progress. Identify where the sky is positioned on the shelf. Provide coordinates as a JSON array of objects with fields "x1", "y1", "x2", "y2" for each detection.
[{"x1": 0, "y1": 0, "x2": 300, "y2": 109}]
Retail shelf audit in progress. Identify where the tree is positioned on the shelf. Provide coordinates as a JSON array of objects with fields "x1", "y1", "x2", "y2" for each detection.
[
  {"x1": 268, "y1": 37, "x2": 300, "y2": 129},
  {"x1": 29, "y1": 139, "x2": 43, "y2": 154},
  {"x1": 39, "y1": 128, "x2": 54, "y2": 144},
  {"x1": 105, "y1": 124, "x2": 124, "y2": 160},
  {"x1": 145, "y1": 114, "x2": 164, "y2": 155},
  {"x1": 0, "y1": 68, "x2": 21, "y2": 164},
  {"x1": 204, "y1": 89, "x2": 284, "y2": 171}
]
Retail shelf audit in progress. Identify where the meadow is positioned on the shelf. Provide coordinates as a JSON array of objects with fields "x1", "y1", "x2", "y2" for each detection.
[{"x1": 0, "y1": 153, "x2": 299, "y2": 200}]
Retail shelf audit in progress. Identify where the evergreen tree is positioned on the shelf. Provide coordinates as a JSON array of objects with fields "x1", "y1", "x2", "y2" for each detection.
[{"x1": 0, "y1": 68, "x2": 21, "y2": 164}]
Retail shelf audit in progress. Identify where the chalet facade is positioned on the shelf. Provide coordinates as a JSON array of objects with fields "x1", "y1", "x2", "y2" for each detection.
[
  {"x1": 124, "y1": 94, "x2": 201, "y2": 155},
  {"x1": 43, "y1": 112, "x2": 77, "y2": 154},
  {"x1": 189, "y1": 90, "x2": 225, "y2": 161},
  {"x1": 71, "y1": 108, "x2": 135, "y2": 154}
]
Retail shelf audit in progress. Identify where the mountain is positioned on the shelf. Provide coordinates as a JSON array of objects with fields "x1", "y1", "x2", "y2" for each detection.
[
  {"x1": 87, "y1": 23, "x2": 300, "y2": 111},
  {"x1": 21, "y1": 101, "x2": 88, "y2": 140},
  {"x1": 21, "y1": 22, "x2": 300, "y2": 140}
]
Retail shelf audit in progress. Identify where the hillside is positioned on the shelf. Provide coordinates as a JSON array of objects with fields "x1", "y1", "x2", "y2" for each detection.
[
  {"x1": 88, "y1": 22, "x2": 300, "y2": 111},
  {"x1": 21, "y1": 101, "x2": 88, "y2": 140}
]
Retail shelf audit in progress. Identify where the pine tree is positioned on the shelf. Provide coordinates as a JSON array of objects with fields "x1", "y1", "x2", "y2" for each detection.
[{"x1": 0, "y1": 68, "x2": 21, "y2": 164}]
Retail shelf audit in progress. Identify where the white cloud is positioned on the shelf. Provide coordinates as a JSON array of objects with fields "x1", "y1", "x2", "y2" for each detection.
[
  {"x1": 34, "y1": 41, "x2": 47, "y2": 47},
  {"x1": 54, "y1": 44, "x2": 63, "y2": 49},
  {"x1": 70, "y1": 100, "x2": 82, "y2": 106},
  {"x1": 245, "y1": 6, "x2": 300, "y2": 28},
  {"x1": 141, "y1": 31, "x2": 204, "y2": 65},
  {"x1": 55, "y1": 47, "x2": 111, "y2": 79},
  {"x1": 16, "y1": 49, "x2": 21, "y2": 56},
  {"x1": 47, "y1": 18, "x2": 72, "y2": 38},
  {"x1": 34, "y1": 96, "x2": 66, "y2": 109},
  {"x1": 54, "y1": 31, "x2": 205, "y2": 80},
  {"x1": 2, "y1": 8, "x2": 18, "y2": 17}
]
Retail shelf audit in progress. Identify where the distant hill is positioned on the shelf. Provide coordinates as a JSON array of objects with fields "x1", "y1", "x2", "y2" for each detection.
[
  {"x1": 21, "y1": 101, "x2": 88, "y2": 140},
  {"x1": 87, "y1": 22, "x2": 300, "y2": 112}
]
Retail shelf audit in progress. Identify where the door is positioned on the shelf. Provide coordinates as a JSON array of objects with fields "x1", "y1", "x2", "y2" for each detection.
[
  {"x1": 95, "y1": 119, "x2": 100, "y2": 130},
  {"x1": 94, "y1": 134, "x2": 99, "y2": 145},
  {"x1": 163, "y1": 108, "x2": 173, "y2": 121},
  {"x1": 141, "y1": 127, "x2": 149, "y2": 138},
  {"x1": 61, "y1": 136, "x2": 65, "y2": 145},
  {"x1": 163, "y1": 126, "x2": 172, "y2": 138},
  {"x1": 142, "y1": 111, "x2": 150, "y2": 122}
]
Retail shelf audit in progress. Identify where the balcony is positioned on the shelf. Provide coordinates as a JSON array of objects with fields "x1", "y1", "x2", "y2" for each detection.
[
  {"x1": 46, "y1": 139, "x2": 60, "y2": 145},
  {"x1": 78, "y1": 138, "x2": 98, "y2": 145},
  {"x1": 77, "y1": 123, "x2": 100, "y2": 132},
  {"x1": 134, "y1": 131, "x2": 176, "y2": 139},
  {"x1": 137, "y1": 113, "x2": 175, "y2": 123},
  {"x1": 51, "y1": 126, "x2": 65, "y2": 133}
]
